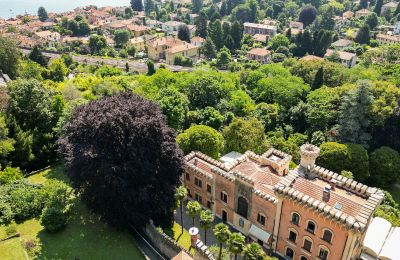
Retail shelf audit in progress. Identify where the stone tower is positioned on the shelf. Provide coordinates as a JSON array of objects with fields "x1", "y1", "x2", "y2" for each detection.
[{"x1": 299, "y1": 143, "x2": 320, "y2": 171}]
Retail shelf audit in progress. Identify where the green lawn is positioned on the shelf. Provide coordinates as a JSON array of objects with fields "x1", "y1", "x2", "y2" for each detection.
[
  {"x1": 0, "y1": 166, "x2": 145, "y2": 260},
  {"x1": 164, "y1": 222, "x2": 194, "y2": 255}
]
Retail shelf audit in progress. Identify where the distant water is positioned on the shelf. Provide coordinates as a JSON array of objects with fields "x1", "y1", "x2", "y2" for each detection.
[{"x1": 0, "y1": 0, "x2": 130, "y2": 19}]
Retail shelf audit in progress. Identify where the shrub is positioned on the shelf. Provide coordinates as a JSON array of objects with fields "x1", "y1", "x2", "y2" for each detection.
[
  {"x1": 0, "y1": 167, "x2": 23, "y2": 184},
  {"x1": 5, "y1": 222, "x2": 17, "y2": 236},
  {"x1": 369, "y1": 146, "x2": 400, "y2": 188},
  {"x1": 40, "y1": 207, "x2": 68, "y2": 232},
  {"x1": 317, "y1": 142, "x2": 350, "y2": 173},
  {"x1": 4, "y1": 180, "x2": 47, "y2": 221},
  {"x1": 0, "y1": 200, "x2": 14, "y2": 225},
  {"x1": 23, "y1": 238, "x2": 41, "y2": 257},
  {"x1": 44, "y1": 179, "x2": 74, "y2": 210}
]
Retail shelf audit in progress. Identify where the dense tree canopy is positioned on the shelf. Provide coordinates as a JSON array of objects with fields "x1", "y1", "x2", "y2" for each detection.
[
  {"x1": 58, "y1": 92, "x2": 184, "y2": 228},
  {"x1": 223, "y1": 117, "x2": 266, "y2": 154},
  {"x1": 177, "y1": 125, "x2": 223, "y2": 158}
]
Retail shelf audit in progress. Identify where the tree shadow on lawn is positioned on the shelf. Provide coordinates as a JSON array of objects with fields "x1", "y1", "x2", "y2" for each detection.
[
  {"x1": 42, "y1": 165, "x2": 70, "y2": 184},
  {"x1": 35, "y1": 202, "x2": 139, "y2": 260}
]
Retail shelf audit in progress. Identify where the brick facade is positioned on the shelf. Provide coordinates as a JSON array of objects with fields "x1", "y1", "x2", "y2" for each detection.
[{"x1": 183, "y1": 144, "x2": 384, "y2": 260}]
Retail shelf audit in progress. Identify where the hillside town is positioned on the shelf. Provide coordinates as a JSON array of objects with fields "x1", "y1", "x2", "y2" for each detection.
[
  {"x1": 1, "y1": 0, "x2": 400, "y2": 259},
  {"x1": 0, "y1": 0, "x2": 400, "y2": 69}
]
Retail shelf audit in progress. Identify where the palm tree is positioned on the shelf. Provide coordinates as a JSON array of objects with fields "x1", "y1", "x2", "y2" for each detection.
[
  {"x1": 242, "y1": 242, "x2": 266, "y2": 260},
  {"x1": 213, "y1": 223, "x2": 231, "y2": 260},
  {"x1": 227, "y1": 232, "x2": 245, "y2": 260},
  {"x1": 186, "y1": 200, "x2": 202, "y2": 227},
  {"x1": 174, "y1": 186, "x2": 188, "y2": 233},
  {"x1": 199, "y1": 210, "x2": 214, "y2": 244}
]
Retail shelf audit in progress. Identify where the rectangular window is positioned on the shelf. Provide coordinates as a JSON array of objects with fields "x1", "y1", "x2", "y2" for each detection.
[
  {"x1": 257, "y1": 213, "x2": 265, "y2": 225},
  {"x1": 185, "y1": 173, "x2": 190, "y2": 181},
  {"x1": 303, "y1": 239, "x2": 312, "y2": 252},
  {"x1": 220, "y1": 192, "x2": 227, "y2": 203},
  {"x1": 288, "y1": 231, "x2": 297, "y2": 243},
  {"x1": 207, "y1": 184, "x2": 212, "y2": 193},
  {"x1": 207, "y1": 200, "x2": 212, "y2": 209},
  {"x1": 195, "y1": 193, "x2": 202, "y2": 204},
  {"x1": 195, "y1": 177, "x2": 202, "y2": 188},
  {"x1": 187, "y1": 188, "x2": 192, "y2": 198}
]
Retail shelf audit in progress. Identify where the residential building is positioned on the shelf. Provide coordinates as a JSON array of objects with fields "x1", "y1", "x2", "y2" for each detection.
[
  {"x1": 243, "y1": 22, "x2": 277, "y2": 38},
  {"x1": 33, "y1": 31, "x2": 61, "y2": 46},
  {"x1": 342, "y1": 11, "x2": 354, "y2": 19},
  {"x1": 126, "y1": 24, "x2": 149, "y2": 37},
  {"x1": 253, "y1": 34, "x2": 268, "y2": 43},
  {"x1": 262, "y1": 19, "x2": 278, "y2": 26},
  {"x1": 376, "y1": 33, "x2": 400, "y2": 45},
  {"x1": 289, "y1": 21, "x2": 303, "y2": 30},
  {"x1": 355, "y1": 9, "x2": 372, "y2": 18},
  {"x1": 189, "y1": 14, "x2": 199, "y2": 24},
  {"x1": 165, "y1": 42, "x2": 199, "y2": 65},
  {"x1": 381, "y1": 1, "x2": 399, "y2": 14},
  {"x1": 394, "y1": 21, "x2": 400, "y2": 35},
  {"x1": 246, "y1": 48, "x2": 272, "y2": 64},
  {"x1": 183, "y1": 144, "x2": 384, "y2": 260},
  {"x1": 190, "y1": 36, "x2": 205, "y2": 47},
  {"x1": 0, "y1": 71, "x2": 10, "y2": 86},
  {"x1": 129, "y1": 37, "x2": 146, "y2": 51},
  {"x1": 162, "y1": 21, "x2": 186, "y2": 35},
  {"x1": 300, "y1": 55, "x2": 324, "y2": 62},
  {"x1": 147, "y1": 36, "x2": 184, "y2": 61},
  {"x1": 325, "y1": 49, "x2": 357, "y2": 67},
  {"x1": 331, "y1": 39, "x2": 354, "y2": 50}
]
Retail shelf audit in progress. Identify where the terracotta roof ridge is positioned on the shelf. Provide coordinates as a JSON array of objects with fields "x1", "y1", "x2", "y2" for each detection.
[
  {"x1": 185, "y1": 163, "x2": 213, "y2": 180},
  {"x1": 310, "y1": 165, "x2": 380, "y2": 198},
  {"x1": 253, "y1": 188, "x2": 279, "y2": 204}
]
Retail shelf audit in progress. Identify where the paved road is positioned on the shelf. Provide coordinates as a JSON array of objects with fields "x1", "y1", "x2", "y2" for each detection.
[
  {"x1": 129, "y1": 224, "x2": 167, "y2": 260},
  {"x1": 20, "y1": 48, "x2": 194, "y2": 74}
]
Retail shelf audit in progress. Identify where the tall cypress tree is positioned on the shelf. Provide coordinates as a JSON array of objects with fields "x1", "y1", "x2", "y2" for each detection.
[
  {"x1": 311, "y1": 67, "x2": 324, "y2": 90},
  {"x1": 195, "y1": 11, "x2": 208, "y2": 38},
  {"x1": 208, "y1": 19, "x2": 223, "y2": 49},
  {"x1": 373, "y1": 0, "x2": 383, "y2": 14},
  {"x1": 37, "y1": 7, "x2": 48, "y2": 22},
  {"x1": 220, "y1": 0, "x2": 228, "y2": 16},
  {"x1": 355, "y1": 25, "x2": 370, "y2": 45},
  {"x1": 192, "y1": 0, "x2": 203, "y2": 13},
  {"x1": 231, "y1": 21, "x2": 243, "y2": 49},
  {"x1": 144, "y1": 0, "x2": 154, "y2": 14},
  {"x1": 302, "y1": 30, "x2": 313, "y2": 55},
  {"x1": 131, "y1": 0, "x2": 143, "y2": 12},
  {"x1": 313, "y1": 30, "x2": 333, "y2": 57},
  {"x1": 338, "y1": 80, "x2": 373, "y2": 147},
  {"x1": 202, "y1": 38, "x2": 217, "y2": 59}
]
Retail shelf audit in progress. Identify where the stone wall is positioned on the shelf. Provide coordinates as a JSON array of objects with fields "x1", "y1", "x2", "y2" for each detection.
[{"x1": 143, "y1": 222, "x2": 189, "y2": 259}]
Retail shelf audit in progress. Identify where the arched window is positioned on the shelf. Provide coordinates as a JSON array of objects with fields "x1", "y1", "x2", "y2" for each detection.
[
  {"x1": 300, "y1": 256, "x2": 308, "y2": 260},
  {"x1": 319, "y1": 245, "x2": 330, "y2": 260},
  {"x1": 306, "y1": 220, "x2": 316, "y2": 234},
  {"x1": 303, "y1": 237, "x2": 313, "y2": 252},
  {"x1": 322, "y1": 229, "x2": 333, "y2": 243},
  {"x1": 291, "y1": 212, "x2": 300, "y2": 225},
  {"x1": 237, "y1": 196, "x2": 248, "y2": 218},
  {"x1": 288, "y1": 228, "x2": 297, "y2": 243},
  {"x1": 285, "y1": 247, "x2": 294, "y2": 259}
]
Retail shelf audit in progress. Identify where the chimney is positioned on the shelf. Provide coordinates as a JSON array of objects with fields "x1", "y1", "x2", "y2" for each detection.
[
  {"x1": 330, "y1": 179, "x2": 338, "y2": 191},
  {"x1": 299, "y1": 143, "x2": 320, "y2": 170},
  {"x1": 194, "y1": 158, "x2": 198, "y2": 166},
  {"x1": 323, "y1": 185, "x2": 331, "y2": 202}
]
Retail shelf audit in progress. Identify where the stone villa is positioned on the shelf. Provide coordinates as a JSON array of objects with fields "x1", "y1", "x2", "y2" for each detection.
[{"x1": 183, "y1": 144, "x2": 384, "y2": 260}]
